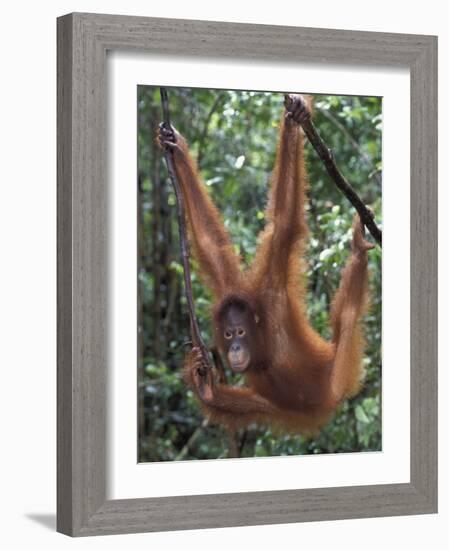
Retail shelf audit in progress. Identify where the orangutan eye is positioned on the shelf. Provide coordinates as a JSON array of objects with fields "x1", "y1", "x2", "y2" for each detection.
[
  {"x1": 224, "y1": 330, "x2": 232, "y2": 339},
  {"x1": 237, "y1": 328, "x2": 246, "y2": 337}
]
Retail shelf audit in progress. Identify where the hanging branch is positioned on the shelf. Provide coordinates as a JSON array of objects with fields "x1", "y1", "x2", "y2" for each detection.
[
  {"x1": 285, "y1": 94, "x2": 382, "y2": 247},
  {"x1": 159, "y1": 87, "x2": 212, "y2": 367},
  {"x1": 159, "y1": 89, "x2": 245, "y2": 458},
  {"x1": 318, "y1": 107, "x2": 382, "y2": 187}
]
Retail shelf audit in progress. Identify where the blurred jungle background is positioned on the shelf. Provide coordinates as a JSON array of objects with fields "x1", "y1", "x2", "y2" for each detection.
[{"x1": 137, "y1": 87, "x2": 382, "y2": 462}]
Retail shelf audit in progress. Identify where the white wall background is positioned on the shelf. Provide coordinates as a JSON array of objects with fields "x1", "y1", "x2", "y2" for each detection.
[{"x1": 0, "y1": 1, "x2": 444, "y2": 548}]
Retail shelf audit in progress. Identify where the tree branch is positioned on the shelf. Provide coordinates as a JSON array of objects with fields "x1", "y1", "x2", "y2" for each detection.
[
  {"x1": 159, "y1": 90, "x2": 249, "y2": 460},
  {"x1": 285, "y1": 94, "x2": 382, "y2": 247},
  {"x1": 175, "y1": 418, "x2": 209, "y2": 461},
  {"x1": 317, "y1": 106, "x2": 382, "y2": 187},
  {"x1": 159, "y1": 87, "x2": 212, "y2": 367}
]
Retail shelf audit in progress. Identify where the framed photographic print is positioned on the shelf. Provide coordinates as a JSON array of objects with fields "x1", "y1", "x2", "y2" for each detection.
[{"x1": 57, "y1": 12, "x2": 437, "y2": 536}]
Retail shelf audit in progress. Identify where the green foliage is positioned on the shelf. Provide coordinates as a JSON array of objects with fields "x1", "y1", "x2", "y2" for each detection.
[{"x1": 137, "y1": 87, "x2": 382, "y2": 461}]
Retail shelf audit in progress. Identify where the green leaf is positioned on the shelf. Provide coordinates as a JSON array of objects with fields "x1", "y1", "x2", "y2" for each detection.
[{"x1": 355, "y1": 405, "x2": 370, "y2": 423}]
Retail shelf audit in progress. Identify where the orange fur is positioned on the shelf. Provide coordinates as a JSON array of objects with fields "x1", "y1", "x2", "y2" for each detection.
[{"x1": 165, "y1": 95, "x2": 373, "y2": 434}]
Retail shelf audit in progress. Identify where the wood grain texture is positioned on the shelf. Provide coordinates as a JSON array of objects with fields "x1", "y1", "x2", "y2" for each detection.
[
  {"x1": 57, "y1": 13, "x2": 74, "y2": 536},
  {"x1": 56, "y1": 12, "x2": 438, "y2": 537}
]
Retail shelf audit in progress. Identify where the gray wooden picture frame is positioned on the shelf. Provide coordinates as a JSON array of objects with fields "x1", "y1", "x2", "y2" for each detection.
[{"x1": 57, "y1": 12, "x2": 438, "y2": 537}]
